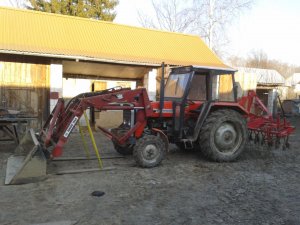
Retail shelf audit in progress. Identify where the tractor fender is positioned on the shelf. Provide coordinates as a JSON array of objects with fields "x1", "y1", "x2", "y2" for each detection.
[{"x1": 210, "y1": 103, "x2": 248, "y2": 116}]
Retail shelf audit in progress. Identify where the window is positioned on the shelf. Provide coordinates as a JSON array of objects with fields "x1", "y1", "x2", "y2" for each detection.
[
  {"x1": 188, "y1": 74, "x2": 206, "y2": 100},
  {"x1": 213, "y1": 74, "x2": 234, "y2": 101},
  {"x1": 164, "y1": 73, "x2": 191, "y2": 98},
  {"x1": 219, "y1": 74, "x2": 234, "y2": 101}
]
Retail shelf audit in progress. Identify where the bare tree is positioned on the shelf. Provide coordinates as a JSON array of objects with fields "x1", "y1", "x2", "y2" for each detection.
[
  {"x1": 229, "y1": 50, "x2": 298, "y2": 78},
  {"x1": 193, "y1": 0, "x2": 252, "y2": 51},
  {"x1": 8, "y1": 0, "x2": 26, "y2": 8},
  {"x1": 138, "y1": 0, "x2": 196, "y2": 33},
  {"x1": 245, "y1": 51, "x2": 297, "y2": 78},
  {"x1": 245, "y1": 50, "x2": 269, "y2": 68},
  {"x1": 138, "y1": 0, "x2": 253, "y2": 55}
]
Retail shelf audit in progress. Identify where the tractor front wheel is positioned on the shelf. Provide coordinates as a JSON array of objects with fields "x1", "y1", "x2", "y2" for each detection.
[
  {"x1": 133, "y1": 135, "x2": 166, "y2": 168},
  {"x1": 199, "y1": 109, "x2": 247, "y2": 162}
]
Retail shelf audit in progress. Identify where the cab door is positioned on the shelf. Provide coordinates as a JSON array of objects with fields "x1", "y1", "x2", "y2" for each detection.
[{"x1": 164, "y1": 70, "x2": 194, "y2": 140}]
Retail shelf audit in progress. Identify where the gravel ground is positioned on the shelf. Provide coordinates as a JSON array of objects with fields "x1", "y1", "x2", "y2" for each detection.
[{"x1": 0, "y1": 117, "x2": 299, "y2": 225}]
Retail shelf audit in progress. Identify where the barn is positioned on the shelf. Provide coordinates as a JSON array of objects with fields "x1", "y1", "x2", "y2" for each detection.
[
  {"x1": 286, "y1": 73, "x2": 300, "y2": 99},
  {"x1": 0, "y1": 6, "x2": 231, "y2": 129},
  {"x1": 235, "y1": 67, "x2": 286, "y2": 114}
]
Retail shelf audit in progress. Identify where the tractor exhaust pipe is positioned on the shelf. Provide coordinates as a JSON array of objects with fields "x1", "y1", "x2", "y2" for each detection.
[
  {"x1": 5, "y1": 129, "x2": 47, "y2": 185},
  {"x1": 159, "y1": 62, "x2": 165, "y2": 119}
]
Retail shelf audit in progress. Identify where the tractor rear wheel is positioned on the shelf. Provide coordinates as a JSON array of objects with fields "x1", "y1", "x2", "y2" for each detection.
[
  {"x1": 199, "y1": 109, "x2": 247, "y2": 162},
  {"x1": 133, "y1": 135, "x2": 166, "y2": 168}
]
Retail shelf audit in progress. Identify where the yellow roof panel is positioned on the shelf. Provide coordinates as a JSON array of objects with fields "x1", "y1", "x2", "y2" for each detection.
[{"x1": 0, "y1": 7, "x2": 230, "y2": 69}]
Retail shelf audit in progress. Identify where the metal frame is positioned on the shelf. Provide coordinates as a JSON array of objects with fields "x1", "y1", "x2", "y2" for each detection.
[
  {"x1": 40, "y1": 87, "x2": 153, "y2": 157},
  {"x1": 239, "y1": 90, "x2": 295, "y2": 146},
  {"x1": 0, "y1": 118, "x2": 34, "y2": 144}
]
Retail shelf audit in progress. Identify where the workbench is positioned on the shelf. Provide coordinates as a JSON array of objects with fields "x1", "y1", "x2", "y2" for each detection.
[{"x1": 0, "y1": 117, "x2": 36, "y2": 144}]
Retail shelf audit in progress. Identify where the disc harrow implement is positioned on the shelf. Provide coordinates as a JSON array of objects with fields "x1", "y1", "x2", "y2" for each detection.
[{"x1": 239, "y1": 91, "x2": 295, "y2": 149}]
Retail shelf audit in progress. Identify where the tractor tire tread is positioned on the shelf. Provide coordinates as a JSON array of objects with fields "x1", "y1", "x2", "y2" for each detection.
[
  {"x1": 133, "y1": 135, "x2": 165, "y2": 168},
  {"x1": 199, "y1": 109, "x2": 247, "y2": 162}
]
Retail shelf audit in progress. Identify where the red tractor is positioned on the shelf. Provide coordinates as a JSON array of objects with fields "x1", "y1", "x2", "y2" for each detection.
[{"x1": 5, "y1": 66, "x2": 295, "y2": 184}]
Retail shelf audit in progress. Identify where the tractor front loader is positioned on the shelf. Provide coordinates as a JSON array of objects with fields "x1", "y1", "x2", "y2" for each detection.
[
  {"x1": 5, "y1": 66, "x2": 295, "y2": 185},
  {"x1": 5, "y1": 87, "x2": 157, "y2": 184}
]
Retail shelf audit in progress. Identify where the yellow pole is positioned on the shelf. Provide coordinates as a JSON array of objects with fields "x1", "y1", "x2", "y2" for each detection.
[
  {"x1": 78, "y1": 124, "x2": 90, "y2": 159},
  {"x1": 83, "y1": 111, "x2": 103, "y2": 169}
]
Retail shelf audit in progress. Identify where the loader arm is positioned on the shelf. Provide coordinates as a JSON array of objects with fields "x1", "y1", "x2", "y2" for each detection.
[{"x1": 41, "y1": 87, "x2": 153, "y2": 157}]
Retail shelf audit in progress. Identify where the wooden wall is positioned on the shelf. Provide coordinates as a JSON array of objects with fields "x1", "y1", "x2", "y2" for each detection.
[
  {"x1": 234, "y1": 71, "x2": 257, "y2": 98},
  {"x1": 219, "y1": 74, "x2": 234, "y2": 101},
  {"x1": 0, "y1": 62, "x2": 50, "y2": 127}
]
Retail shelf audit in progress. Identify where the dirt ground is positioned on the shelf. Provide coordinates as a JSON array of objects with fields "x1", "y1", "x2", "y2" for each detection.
[{"x1": 0, "y1": 117, "x2": 299, "y2": 225}]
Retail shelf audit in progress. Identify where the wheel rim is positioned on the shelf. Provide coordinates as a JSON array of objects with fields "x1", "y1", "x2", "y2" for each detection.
[
  {"x1": 142, "y1": 144, "x2": 159, "y2": 163},
  {"x1": 214, "y1": 122, "x2": 242, "y2": 154}
]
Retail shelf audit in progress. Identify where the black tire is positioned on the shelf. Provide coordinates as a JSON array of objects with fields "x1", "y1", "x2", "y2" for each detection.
[
  {"x1": 133, "y1": 135, "x2": 166, "y2": 168},
  {"x1": 199, "y1": 109, "x2": 247, "y2": 162},
  {"x1": 113, "y1": 142, "x2": 133, "y2": 155}
]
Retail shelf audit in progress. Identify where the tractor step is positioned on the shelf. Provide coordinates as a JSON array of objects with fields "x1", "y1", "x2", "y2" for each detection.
[{"x1": 182, "y1": 139, "x2": 194, "y2": 149}]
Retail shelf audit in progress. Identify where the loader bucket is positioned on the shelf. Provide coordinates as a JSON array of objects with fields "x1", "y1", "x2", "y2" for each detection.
[{"x1": 5, "y1": 129, "x2": 47, "y2": 185}]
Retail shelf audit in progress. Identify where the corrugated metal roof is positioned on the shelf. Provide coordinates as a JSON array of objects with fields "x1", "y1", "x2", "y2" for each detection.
[
  {"x1": 237, "y1": 67, "x2": 285, "y2": 85},
  {"x1": 0, "y1": 7, "x2": 230, "y2": 69}
]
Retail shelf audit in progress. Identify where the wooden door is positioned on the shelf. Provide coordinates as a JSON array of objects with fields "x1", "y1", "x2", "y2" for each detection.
[{"x1": 0, "y1": 62, "x2": 50, "y2": 128}]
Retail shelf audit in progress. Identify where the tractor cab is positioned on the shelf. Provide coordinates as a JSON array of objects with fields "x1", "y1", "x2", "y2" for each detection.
[
  {"x1": 163, "y1": 66, "x2": 237, "y2": 103},
  {"x1": 160, "y1": 66, "x2": 239, "y2": 144}
]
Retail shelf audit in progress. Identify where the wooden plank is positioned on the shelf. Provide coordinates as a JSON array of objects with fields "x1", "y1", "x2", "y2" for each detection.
[
  {"x1": 0, "y1": 62, "x2": 50, "y2": 127},
  {"x1": 53, "y1": 155, "x2": 124, "y2": 161},
  {"x1": 31, "y1": 220, "x2": 77, "y2": 225},
  {"x1": 55, "y1": 167, "x2": 115, "y2": 175},
  {"x1": 2, "y1": 126, "x2": 17, "y2": 143}
]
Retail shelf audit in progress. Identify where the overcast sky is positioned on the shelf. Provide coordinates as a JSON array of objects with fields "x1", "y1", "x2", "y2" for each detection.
[
  {"x1": 1, "y1": 0, "x2": 300, "y2": 65},
  {"x1": 227, "y1": 0, "x2": 300, "y2": 65}
]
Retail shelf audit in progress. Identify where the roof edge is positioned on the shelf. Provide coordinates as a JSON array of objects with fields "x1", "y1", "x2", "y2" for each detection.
[
  {"x1": 193, "y1": 65, "x2": 236, "y2": 72},
  {"x1": 0, "y1": 50, "x2": 160, "y2": 67}
]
